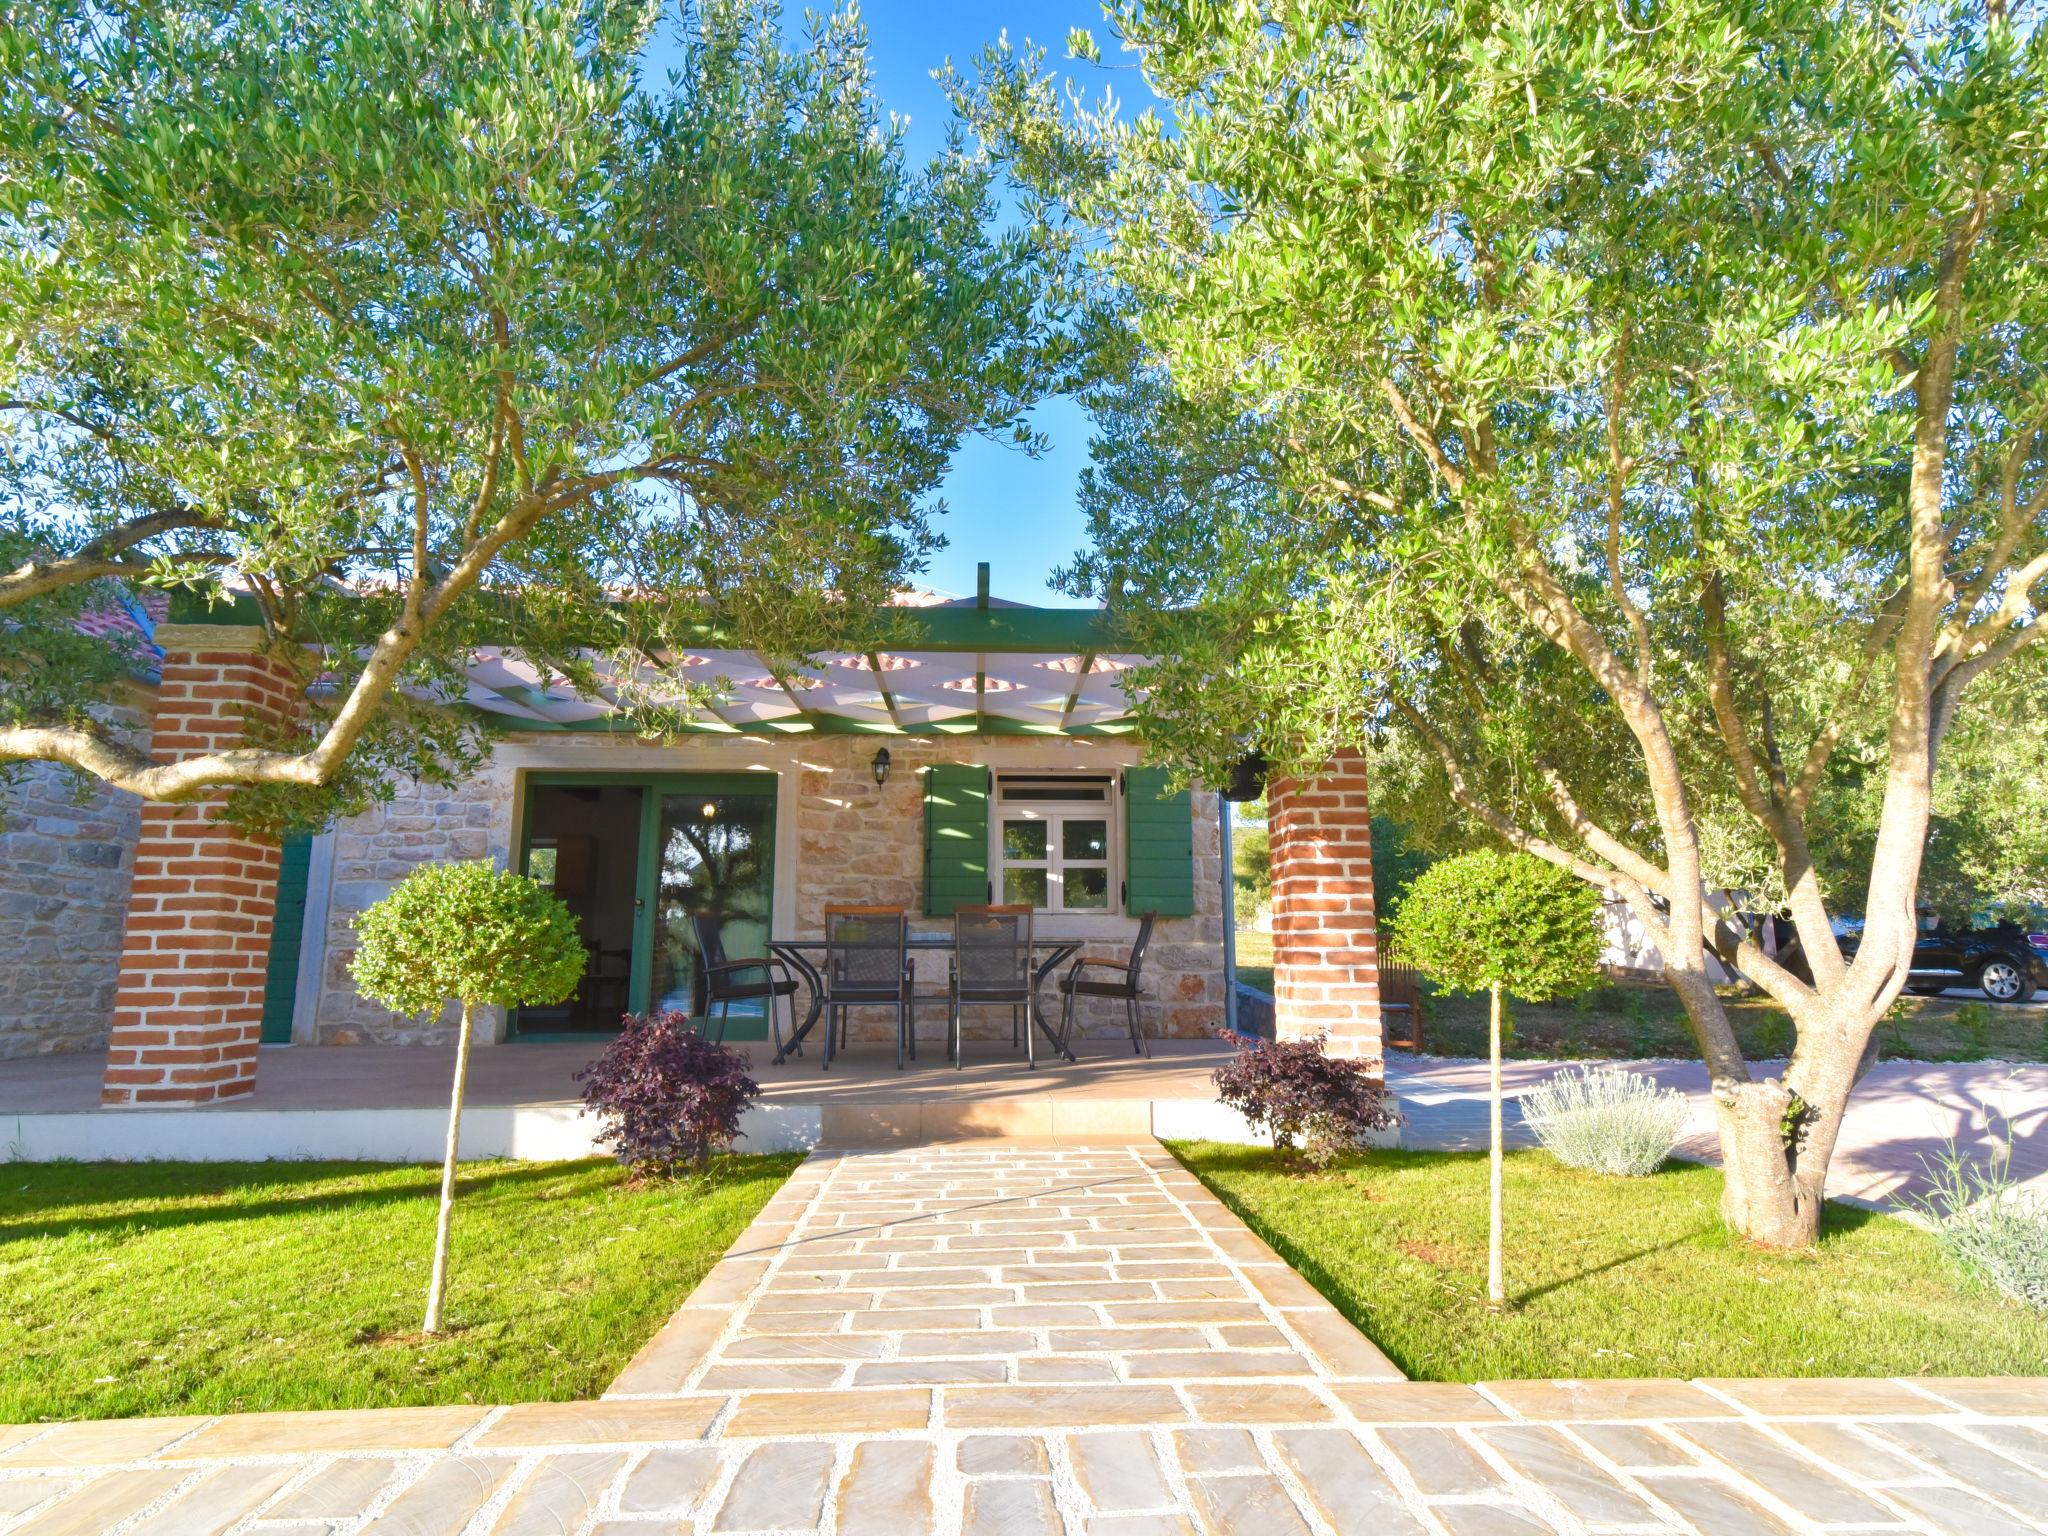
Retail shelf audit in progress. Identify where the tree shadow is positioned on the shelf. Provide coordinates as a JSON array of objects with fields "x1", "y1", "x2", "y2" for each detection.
[{"x1": 1511, "y1": 1227, "x2": 1713, "y2": 1307}]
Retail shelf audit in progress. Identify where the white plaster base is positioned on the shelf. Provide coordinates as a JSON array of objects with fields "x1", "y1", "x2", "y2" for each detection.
[
  {"x1": 0, "y1": 1098, "x2": 1403, "y2": 1161},
  {"x1": 1, "y1": 1103, "x2": 823, "y2": 1163}
]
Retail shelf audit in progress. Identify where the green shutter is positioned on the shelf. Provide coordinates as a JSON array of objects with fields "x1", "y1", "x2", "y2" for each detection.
[
  {"x1": 1123, "y1": 766, "x2": 1195, "y2": 917},
  {"x1": 259, "y1": 832, "x2": 314, "y2": 1043},
  {"x1": 924, "y1": 763, "x2": 990, "y2": 916}
]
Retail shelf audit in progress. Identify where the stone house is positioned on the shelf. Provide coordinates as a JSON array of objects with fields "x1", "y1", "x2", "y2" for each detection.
[{"x1": 0, "y1": 580, "x2": 1384, "y2": 1107}]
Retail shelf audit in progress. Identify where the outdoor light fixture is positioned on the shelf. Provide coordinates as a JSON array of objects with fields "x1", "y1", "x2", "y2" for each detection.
[
  {"x1": 700, "y1": 801, "x2": 717, "y2": 818},
  {"x1": 872, "y1": 747, "x2": 892, "y2": 786}
]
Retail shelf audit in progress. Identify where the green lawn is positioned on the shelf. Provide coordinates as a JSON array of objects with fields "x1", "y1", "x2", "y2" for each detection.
[
  {"x1": 0, "y1": 1155, "x2": 799, "y2": 1422},
  {"x1": 1233, "y1": 927, "x2": 2048, "y2": 1062},
  {"x1": 1171, "y1": 1142, "x2": 2048, "y2": 1381}
]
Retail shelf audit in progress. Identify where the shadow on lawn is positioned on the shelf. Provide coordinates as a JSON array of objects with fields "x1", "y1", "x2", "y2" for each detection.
[{"x1": 0, "y1": 1159, "x2": 602, "y2": 1243}]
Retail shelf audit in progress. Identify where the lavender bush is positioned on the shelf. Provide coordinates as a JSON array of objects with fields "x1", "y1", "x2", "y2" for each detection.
[
  {"x1": 1213, "y1": 1031, "x2": 1399, "y2": 1168},
  {"x1": 577, "y1": 1012, "x2": 761, "y2": 1175}
]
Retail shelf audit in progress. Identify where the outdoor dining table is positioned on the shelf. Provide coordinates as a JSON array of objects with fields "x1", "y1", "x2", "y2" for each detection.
[{"x1": 765, "y1": 934, "x2": 1083, "y2": 1069}]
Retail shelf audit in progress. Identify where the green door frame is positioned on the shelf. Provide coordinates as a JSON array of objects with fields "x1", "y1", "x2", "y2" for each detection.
[{"x1": 516, "y1": 770, "x2": 780, "y2": 1036}]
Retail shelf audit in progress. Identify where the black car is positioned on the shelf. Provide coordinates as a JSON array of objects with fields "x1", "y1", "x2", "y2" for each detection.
[{"x1": 1779, "y1": 922, "x2": 2048, "y2": 1004}]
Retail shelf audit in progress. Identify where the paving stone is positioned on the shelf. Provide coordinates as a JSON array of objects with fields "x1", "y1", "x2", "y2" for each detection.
[
  {"x1": 1051, "y1": 1328, "x2": 1210, "y2": 1354},
  {"x1": 487, "y1": 1452, "x2": 626, "y2": 1536},
  {"x1": 0, "y1": 1479, "x2": 77, "y2": 1521},
  {"x1": 1183, "y1": 1383, "x2": 1332, "y2": 1424},
  {"x1": 589, "y1": 1523, "x2": 679, "y2": 1536},
  {"x1": 1569, "y1": 1423, "x2": 1696, "y2": 1470},
  {"x1": 1772, "y1": 1420, "x2": 1906, "y2": 1482},
  {"x1": 170, "y1": 1407, "x2": 485, "y2": 1458},
  {"x1": 995, "y1": 1304, "x2": 1103, "y2": 1327},
  {"x1": 0, "y1": 1417, "x2": 207, "y2": 1467},
  {"x1": 963, "y1": 1477, "x2": 1062, "y2": 1536},
  {"x1": 1696, "y1": 1376, "x2": 1935, "y2": 1416},
  {"x1": 1429, "y1": 1506, "x2": 1558, "y2": 1536},
  {"x1": 1271, "y1": 1428, "x2": 1428, "y2": 1536},
  {"x1": 616, "y1": 1448, "x2": 720, "y2": 1516},
  {"x1": 1085, "y1": 1516, "x2": 1196, "y2": 1536},
  {"x1": 897, "y1": 1329, "x2": 1039, "y2": 1356},
  {"x1": 1172, "y1": 1428, "x2": 1262, "y2": 1476},
  {"x1": 724, "y1": 1387, "x2": 932, "y2": 1437},
  {"x1": 1478, "y1": 1425, "x2": 1658, "y2": 1527},
  {"x1": 1675, "y1": 1420, "x2": 1896, "y2": 1526},
  {"x1": 835, "y1": 1440, "x2": 935, "y2": 1536},
  {"x1": 0, "y1": 1428, "x2": 50, "y2": 1455},
  {"x1": 859, "y1": 1357, "x2": 1009, "y2": 1385},
  {"x1": 1336, "y1": 1383, "x2": 1508, "y2": 1423},
  {"x1": 1968, "y1": 1422, "x2": 2048, "y2": 1475},
  {"x1": 1123, "y1": 1350, "x2": 1312, "y2": 1379},
  {"x1": 850, "y1": 1306, "x2": 989, "y2": 1331},
  {"x1": 130, "y1": 1463, "x2": 297, "y2": 1534},
  {"x1": 1483, "y1": 1379, "x2": 1728, "y2": 1421},
  {"x1": 712, "y1": 1441, "x2": 834, "y2": 1532},
  {"x1": 1184, "y1": 1474, "x2": 1312, "y2": 1536},
  {"x1": 476, "y1": 1399, "x2": 721, "y2": 1447},
  {"x1": 360, "y1": 1457, "x2": 516, "y2": 1536},
  {"x1": 1880, "y1": 1480, "x2": 2044, "y2": 1536},
  {"x1": 270, "y1": 1459, "x2": 399, "y2": 1519},
  {"x1": 719, "y1": 1332, "x2": 887, "y2": 1360},
  {"x1": 1906, "y1": 1377, "x2": 2048, "y2": 1416},
  {"x1": 958, "y1": 1435, "x2": 1051, "y2": 1477},
  {"x1": 1103, "y1": 1301, "x2": 1267, "y2": 1326},
  {"x1": 1865, "y1": 1419, "x2": 2048, "y2": 1510},
  {"x1": 1375, "y1": 1427, "x2": 1499, "y2": 1495},
  {"x1": 1069, "y1": 1431, "x2": 1174, "y2": 1512},
  {"x1": 949, "y1": 1386, "x2": 1188, "y2": 1429},
  {"x1": 9, "y1": 1468, "x2": 189, "y2": 1536},
  {"x1": 1022, "y1": 1357, "x2": 1120, "y2": 1383},
  {"x1": 1635, "y1": 1473, "x2": 1798, "y2": 1535}
]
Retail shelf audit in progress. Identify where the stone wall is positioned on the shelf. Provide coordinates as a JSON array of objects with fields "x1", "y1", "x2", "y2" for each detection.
[
  {"x1": 0, "y1": 761, "x2": 141, "y2": 1058},
  {"x1": 311, "y1": 757, "x2": 515, "y2": 1045}
]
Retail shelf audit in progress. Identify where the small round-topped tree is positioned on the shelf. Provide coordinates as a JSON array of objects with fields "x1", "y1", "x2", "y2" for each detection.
[
  {"x1": 353, "y1": 860, "x2": 586, "y2": 1334},
  {"x1": 1393, "y1": 848, "x2": 1603, "y2": 1308}
]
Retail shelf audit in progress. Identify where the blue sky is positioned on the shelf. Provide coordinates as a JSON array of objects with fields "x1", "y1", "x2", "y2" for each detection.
[{"x1": 652, "y1": 1, "x2": 1128, "y2": 606}]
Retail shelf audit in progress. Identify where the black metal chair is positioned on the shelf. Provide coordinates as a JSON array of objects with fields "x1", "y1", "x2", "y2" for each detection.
[
  {"x1": 690, "y1": 912, "x2": 799, "y2": 1054},
  {"x1": 951, "y1": 905, "x2": 1036, "y2": 1070},
  {"x1": 1058, "y1": 911, "x2": 1157, "y2": 1056},
  {"x1": 822, "y1": 905, "x2": 914, "y2": 1071}
]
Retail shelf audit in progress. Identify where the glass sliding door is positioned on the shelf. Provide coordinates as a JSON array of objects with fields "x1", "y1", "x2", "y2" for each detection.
[
  {"x1": 514, "y1": 773, "x2": 778, "y2": 1039},
  {"x1": 647, "y1": 789, "x2": 777, "y2": 1035},
  {"x1": 517, "y1": 782, "x2": 646, "y2": 1033}
]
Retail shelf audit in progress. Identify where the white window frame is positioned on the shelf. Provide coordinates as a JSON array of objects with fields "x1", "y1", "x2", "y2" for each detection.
[{"x1": 990, "y1": 775, "x2": 1120, "y2": 915}]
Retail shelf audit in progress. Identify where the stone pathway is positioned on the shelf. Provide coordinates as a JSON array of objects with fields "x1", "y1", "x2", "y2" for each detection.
[
  {"x1": 3, "y1": 1144, "x2": 2047, "y2": 1534},
  {"x1": 1390, "y1": 1057, "x2": 2048, "y2": 1205}
]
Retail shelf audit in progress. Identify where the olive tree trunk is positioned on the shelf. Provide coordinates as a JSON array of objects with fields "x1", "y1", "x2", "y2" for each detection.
[
  {"x1": 1488, "y1": 983, "x2": 1505, "y2": 1309},
  {"x1": 423, "y1": 999, "x2": 476, "y2": 1335}
]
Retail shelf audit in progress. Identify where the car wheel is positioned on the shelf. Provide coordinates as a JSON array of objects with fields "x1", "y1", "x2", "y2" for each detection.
[{"x1": 1975, "y1": 959, "x2": 2036, "y2": 1004}]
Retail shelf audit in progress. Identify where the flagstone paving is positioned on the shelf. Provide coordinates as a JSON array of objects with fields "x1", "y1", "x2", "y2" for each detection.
[{"x1": 3, "y1": 1144, "x2": 2047, "y2": 1533}]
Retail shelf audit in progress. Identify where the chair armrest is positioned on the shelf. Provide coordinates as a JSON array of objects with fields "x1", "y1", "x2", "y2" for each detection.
[{"x1": 706, "y1": 957, "x2": 791, "y2": 984}]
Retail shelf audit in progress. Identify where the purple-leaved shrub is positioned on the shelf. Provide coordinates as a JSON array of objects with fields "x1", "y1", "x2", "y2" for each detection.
[
  {"x1": 1212, "y1": 1030, "x2": 1399, "y2": 1168},
  {"x1": 577, "y1": 1012, "x2": 761, "y2": 1175}
]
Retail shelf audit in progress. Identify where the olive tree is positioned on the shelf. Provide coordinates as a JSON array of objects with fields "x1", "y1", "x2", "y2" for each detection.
[
  {"x1": 1, "y1": 0, "x2": 1059, "y2": 830},
  {"x1": 352, "y1": 861, "x2": 586, "y2": 1335},
  {"x1": 963, "y1": 0, "x2": 2048, "y2": 1246},
  {"x1": 1392, "y1": 850, "x2": 1604, "y2": 1304}
]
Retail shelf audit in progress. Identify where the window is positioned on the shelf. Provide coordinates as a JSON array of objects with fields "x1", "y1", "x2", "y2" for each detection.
[{"x1": 993, "y1": 776, "x2": 1116, "y2": 913}]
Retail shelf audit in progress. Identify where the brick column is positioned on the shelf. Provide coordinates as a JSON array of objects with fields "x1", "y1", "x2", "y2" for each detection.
[
  {"x1": 101, "y1": 625, "x2": 301, "y2": 1107},
  {"x1": 1269, "y1": 749, "x2": 1381, "y2": 1063}
]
